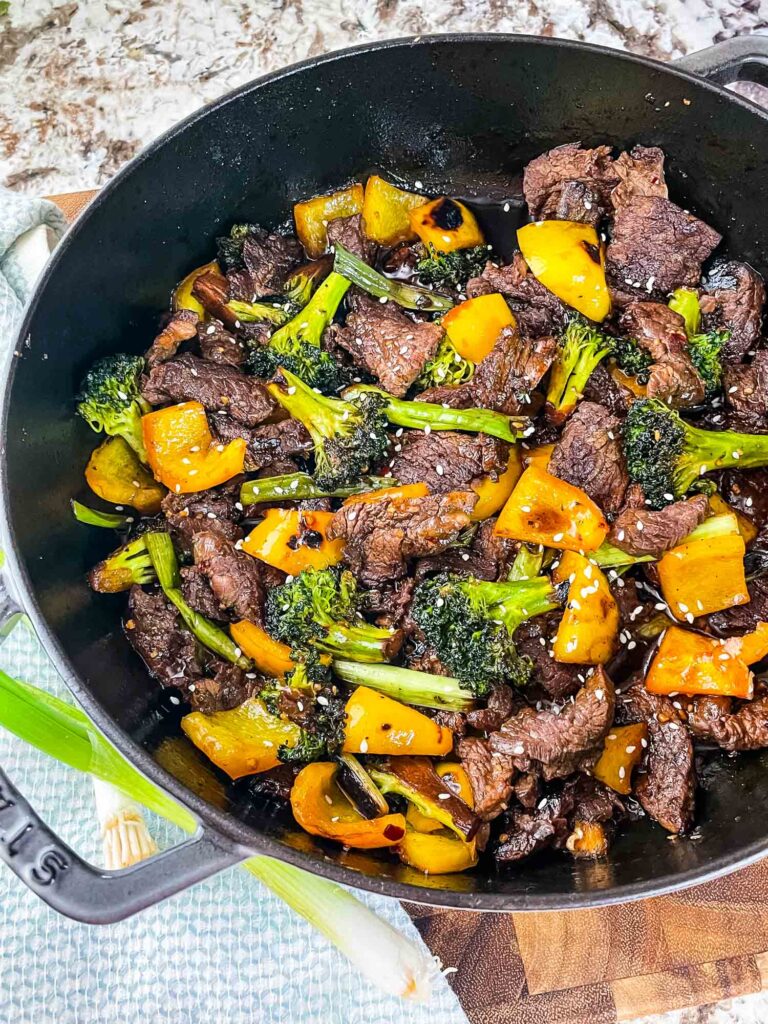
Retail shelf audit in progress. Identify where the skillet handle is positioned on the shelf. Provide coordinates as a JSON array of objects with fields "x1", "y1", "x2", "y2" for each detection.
[
  {"x1": 675, "y1": 34, "x2": 768, "y2": 86},
  {"x1": 0, "y1": 573, "x2": 245, "y2": 923}
]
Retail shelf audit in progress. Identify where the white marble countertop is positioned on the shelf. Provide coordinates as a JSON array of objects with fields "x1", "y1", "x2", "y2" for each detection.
[{"x1": 2, "y1": 2, "x2": 768, "y2": 1022}]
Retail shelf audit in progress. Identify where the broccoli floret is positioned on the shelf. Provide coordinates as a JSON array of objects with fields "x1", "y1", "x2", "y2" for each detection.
[
  {"x1": 227, "y1": 298, "x2": 293, "y2": 326},
  {"x1": 247, "y1": 271, "x2": 350, "y2": 392},
  {"x1": 416, "y1": 336, "x2": 474, "y2": 389},
  {"x1": 606, "y1": 335, "x2": 653, "y2": 383},
  {"x1": 689, "y1": 329, "x2": 729, "y2": 398},
  {"x1": 260, "y1": 663, "x2": 346, "y2": 765},
  {"x1": 622, "y1": 398, "x2": 768, "y2": 509},
  {"x1": 410, "y1": 573, "x2": 566, "y2": 696},
  {"x1": 268, "y1": 368, "x2": 389, "y2": 489},
  {"x1": 546, "y1": 320, "x2": 611, "y2": 422},
  {"x1": 416, "y1": 245, "x2": 491, "y2": 290},
  {"x1": 76, "y1": 353, "x2": 151, "y2": 461},
  {"x1": 87, "y1": 536, "x2": 156, "y2": 593},
  {"x1": 282, "y1": 257, "x2": 332, "y2": 308},
  {"x1": 215, "y1": 223, "x2": 255, "y2": 273},
  {"x1": 266, "y1": 567, "x2": 400, "y2": 664}
]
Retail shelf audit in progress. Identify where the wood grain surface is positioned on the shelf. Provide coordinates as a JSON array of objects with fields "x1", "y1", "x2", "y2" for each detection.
[{"x1": 50, "y1": 187, "x2": 768, "y2": 1023}]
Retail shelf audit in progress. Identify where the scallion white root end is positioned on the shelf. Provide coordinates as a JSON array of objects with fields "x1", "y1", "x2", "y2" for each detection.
[{"x1": 92, "y1": 779, "x2": 158, "y2": 870}]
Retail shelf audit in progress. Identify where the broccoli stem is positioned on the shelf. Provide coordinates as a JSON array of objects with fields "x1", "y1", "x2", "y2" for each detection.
[
  {"x1": 240, "y1": 473, "x2": 395, "y2": 506},
  {"x1": 227, "y1": 299, "x2": 292, "y2": 325},
  {"x1": 270, "y1": 369, "x2": 355, "y2": 447},
  {"x1": 591, "y1": 541, "x2": 655, "y2": 569},
  {"x1": 508, "y1": 543, "x2": 544, "y2": 581},
  {"x1": 669, "y1": 288, "x2": 701, "y2": 337},
  {"x1": 684, "y1": 511, "x2": 741, "y2": 544},
  {"x1": 676, "y1": 420, "x2": 768, "y2": 495},
  {"x1": 332, "y1": 660, "x2": 476, "y2": 711},
  {"x1": 333, "y1": 243, "x2": 454, "y2": 313},
  {"x1": 144, "y1": 532, "x2": 252, "y2": 670},
  {"x1": 343, "y1": 383, "x2": 522, "y2": 443},
  {"x1": 476, "y1": 577, "x2": 565, "y2": 634},
  {"x1": 270, "y1": 271, "x2": 351, "y2": 350},
  {"x1": 546, "y1": 321, "x2": 610, "y2": 420},
  {"x1": 318, "y1": 621, "x2": 401, "y2": 663}
]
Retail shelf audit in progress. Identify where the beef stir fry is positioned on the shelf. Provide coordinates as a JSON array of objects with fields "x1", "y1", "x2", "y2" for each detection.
[{"x1": 74, "y1": 148, "x2": 768, "y2": 876}]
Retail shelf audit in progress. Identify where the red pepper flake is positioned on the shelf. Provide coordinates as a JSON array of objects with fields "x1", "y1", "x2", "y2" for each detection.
[{"x1": 383, "y1": 824, "x2": 405, "y2": 841}]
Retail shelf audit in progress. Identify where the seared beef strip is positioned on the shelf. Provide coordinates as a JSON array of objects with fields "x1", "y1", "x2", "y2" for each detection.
[
  {"x1": 466, "y1": 684, "x2": 518, "y2": 733},
  {"x1": 583, "y1": 362, "x2": 633, "y2": 417},
  {"x1": 331, "y1": 291, "x2": 443, "y2": 397},
  {"x1": 180, "y1": 566, "x2": 225, "y2": 621},
  {"x1": 548, "y1": 402, "x2": 628, "y2": 516},
  {"x1": 723, "y1": 352, "x2": 768, "y2": 433},
  {"x1": 490, "y1": 667, "x2": 615, "y2": 781},
  {"x1": 125, "y1": 586, "x2": 202, "y2": 688},
  {"x1": 188, "y1": 662, "x2": 262, "y2": 714},
  {"x1": 210, "y1": 412, "x2": 312, "y2": 473},
  {"x1": 717, "y1": 468, "x2": 768, "y2": 545},
  {"x1": 238, "y1": 227, "x2": 302, "y2": 299},
  {"x1": 701, "y1": 258, "x2": 766, "y2": 362},
  {"x1": 327, "y1": 214, "x2": 377, "y2": 264},
  {"x1": 545, "y1": 179, "x2": 602, "y2": 227},
  {"x1": 146, "y1": 309, "x2": 199, "y2": 367},
  {"x1": 563, "y1": 773, "x2": 624, "y2": 824},
  {"x1": 197, "y1": 319, "x2": 246, "y2": 368},
  {"x1": 611, "y1": 145, "x2": 668, "y2": 208},
  {"x1": 689, "y1": 693, "x2": 768, "y2": 751},
  {"x1": 386, "y1": 431, "x2": 510, "y2": 493},
  {"x1": 466, "y1": 252, "x2": 570, "y2": 339},
  {"x1": 647, "y1": 355, "x2": 706, "y2": 408},
  {"x1": 606, "y1": 196, "x2": 721, "y2": 301},
  {"x1": 514, "y1": 618, "x2": 586, "y2": 700},
  {"x1": 523, "y1": 142, "x2": 618, "y2": 223},
  {"x1": 707, "y1": 577, "x2": 768, "y2": 637},
  {"x1": 511, "y1": 772, "x2": 542, "y2": 809},
  {"x1": 457, "y1": 735, "x2": 516, "y2": 821},
  {"x1": 609, "y1": 495, "x2": 709, "y2": 558},
  {"x1": 617, "y1": 684, "x2": 695, "y2": 833},
  {"x1": 142, "y1": 353, "x2": 278, "y2": 426},
  {"x1": 161, "y1": 481, "x2": 244, "y2": 553},
  {"x1": 493, "y1": 792, "x2": 573, "y2": 862},
  {"x1": 192, "y1": 531, "x2": 266, "y2": 624},
  {"x1": 415, "y1": 518, "x2": 516, "y2": 583},
  {"x1": 192, "y1": 270, "x2": 238, "y2": 328},
  {"x1": 362, "y1": 577, "x2": 416, "y2": 631},
  {"x1": 616, "y1": 301, "x2": 705, "y2": 407},
  {"x1": 328, "y1": 489, "x2": 477, "y2": 587}
]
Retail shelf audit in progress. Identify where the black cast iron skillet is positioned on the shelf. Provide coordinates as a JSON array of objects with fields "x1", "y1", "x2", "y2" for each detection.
[{"x1": 3, "y1": 33, "x2": 768, "y2": 923}]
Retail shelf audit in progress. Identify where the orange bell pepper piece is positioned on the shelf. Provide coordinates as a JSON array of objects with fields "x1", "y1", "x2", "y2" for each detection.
[
  {"x1": 494, "y1": 465, "x2": 609, "y2": 552},
  {"x1": 342, "y1": 687, "x2": 453, "y2": 757},
  {"x1": 242, "y1": 508, "x2": 344, "y2": 575},
  {"x1": 442, "y1": 294, "x2": 515, "y2": 362},
  {"x1": 142, "y1": 401, "x2": 245, "y2": 494},
  {"x1": 646, "y1": 625, "x2": 754, "y2": 700},
  {"x1": 593, "y1": 723, "x2": 649, "y2": 795},
  {"x1": 397, "y1": 829, "x2": 478, "y2": 874},
  {"x1": 229, "y1": 620, "x2": 312, "y2": 680},
  {"x1": 470, "y1": 447, "x2": 523, "y2": 521},
  {"x1": 522, "y1": 443, "x2": 554, "y2": 472},
  {"x1": 657, "y1": 531, "x2": 749, "y2": 620},
  {"x1": 294, "y1": 184, "x2": 364, "y2": 258},
  {"x1": 552, "y1": 551, "x2": 619, "y2": 664},
  {"x1": 361, "y1": 175, "x2": 424, "y2": 246},
  {"x1": 172, "y1": 259, "x2": 220, "y2": 317},
  {"x1": 409, "y1": 197, "x2": 484, "y2": 253},
  {"x1": 290, "y1": 762, "x2": 406, "y2": 849},
  {"x1": 723, "y1": 622, "x2": 768, "y2": 665},
  {"x1": 709, "y1": 493, "x2": 759, "y2": 545},
  {"x1": 517, "y1": 220, "x2": 610, "y2": 322},
  {"x1": 342, "y1": 482, "x2": 429, "y2": 506},
  {"x1": 181, "y1": 697, "x2": 302, "y2": 780},
  {"x1": 85, "y1": 436, "x2": 166, "y2": 515}
]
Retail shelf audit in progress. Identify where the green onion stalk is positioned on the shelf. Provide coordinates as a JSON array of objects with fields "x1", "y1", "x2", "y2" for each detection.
[
  {"x1": 0, "y1": 669, "x2": 434, "y2": 1001},
  {"x1": 333, "y1": 243, "x2": 454, "y2": 313}
]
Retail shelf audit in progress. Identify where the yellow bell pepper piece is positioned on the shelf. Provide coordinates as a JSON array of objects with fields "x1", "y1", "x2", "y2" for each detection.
[
  {"x1": 242, "y1": 508, "x2": 344, "y2": 575},
  {"x1": 517, "y1": 220, "x2": 610, "y2": 322},
  {"x1": 409, "y1": 197, "x2": 484, "y2": 253},
  {"x1": 398, "y1": 829, "x2": 478, "y2": 874},
  {"x1": 294, "y1": 184, "x2": 364, "y2": 258},
  {"x1": 361, "y1": 175, "x2": 425, "y2": 246},
  {"x1": 470, "y1": 447, "x2": 523, "y2": 521},
  {"x1": 657, "y1": 531, "x2": 748, "y2": 620},
  {"x1": 552, "y1": 550, "x2": 619, "y2": 664},
  {"x1": 646, "y1": 625, "x2": 754, "y2": 700},
  {"x1": 522, "y1": 443, "x2": 554, "y2": 472},
  {"x1": 172, "y1": 260, "x2": 220, "y2": 317},
  {"x1": 230, "y1": 620, "x2": 300, "y2": 680},
  {"x1": 593, "y1": 723, "x2": 649, "y2": 795},
  {"x1": 343, "y1": 687, "x2": 453, "y2": 756},
  {"x1": 709, "y1": 493, "x2": 758, "y2": 545},
  {"x1": 442, "y1": 294, "x2": 515, "y2": 362}
]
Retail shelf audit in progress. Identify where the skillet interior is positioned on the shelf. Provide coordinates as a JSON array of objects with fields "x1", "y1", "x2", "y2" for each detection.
[{"x1": 6, "y1": 35, "x2": 768, "y2": 909}]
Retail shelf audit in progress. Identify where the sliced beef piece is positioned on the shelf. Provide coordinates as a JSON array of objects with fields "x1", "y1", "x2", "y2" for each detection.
[
  {"x1": 609, "y1": 495, "x2": 709, "y2": 558},
  {"x1": 387, "y1": 431, "x2": 510, "y2": 493},
  {"x1": 189, "y1": 662, "x2": 262, "y2": 714},
  {"x1": 146, "y1": 309, "x2": 199, "y2": 367},
  {"x1": 563, "y1": 773, "x2": 624, "y2": 824},
  {"x1": 431, "y1": 709, "x2": 467, "y2": 741},
  {"x1": 617, "y1": 684, "x2": 695, "y2": 833},
  {"x1": 545, "y1": 180, "x2": 602, "y2": 227},
  {"x1": 332, "y1": 291, "x2": 442, "y2": 397},
  {"x1": 611, "y1": 145, "x2": 668, "y2": 208},
  {"x1": 125, "y1": 585, "x2": 203, "y2": 688},
  {"x1": 210, "y1": 412, "x2": 312, "y2": 473},
  {"x1": 718, "y1": 468, "x2": 768, "y2": 546},
  {"x1": 180, "y1": 566, "x2": 225, "y2": 621},
  {"x1": 515, "y1": 617, "x2": 586, "y2": 701},
  {"x1": 161, "y1": 481, "x2": 243, "y2": 553},
  {"x1": 548, "y1": 401, "x2": 628, "y2": 516},
  {"x1": 361, "y1": 577, "x2": 415, "y2": 631},
  {"x1": 239, "y1": 227, "x2": 302, "y2": 299},
  {"x1": 523, "y1": 142, "x2": 618, "y2": 222},
  {"x1": 723, "y1": 352, "x2": 768, "y2": 433},
  {"x1": 618, "y1": 301, "x2": 688, "y2": 361},
  {"x1": 242, "y1": 763, "x2": 300, "y2": 802},
  {"x1": 407, "y1": 644, "x2": 454, "y2": 676},
  {"x1": 415, "y1": 517, "x2": 516, "y2": 583},
  {"x1": 489, "y1": 667, "x2": 615, "y2": 780},
  {"x1": 466, "y1": 252, "x2": 570, "y2": 339},
  {"x1": 707, "y1": 577, "x2": 768, "y2": 637},
  {"x1": 142, "y1": 353, "x2": 278, "y2": 427},
  {"x1": 192, "y1": 531, "x2": 265, "y2": 624},
  {"x1": 606, "y1": 197, "x2": 721, "y2": 301},
  {"x1": 327, "y1": 489, "x2": 477, "y2": 587},
  {"x1": 646, "y1": 354, "x2": 706, "y2": 409},
  {"x1": 326, "y1": 214, "x2": 377, "y2": 264},
  {"x1": 689, "y1": 693, "x2": 768, "y2": 751},
  {"x1": 583, "y1": 362, "x2": 633, "y2": 417},
  {"x1": 192, "y1": 270, "x2": 238, "y2": 329},
  {"x1": 511, "y1": 772, "x2": 542, "y2": 810},
  {"x1": 701, "y1": 258, "x2": 766, "y2": 362},
  {"x1": 197, "y1": 319, "x2": 246, "y2": 368},
  {"x1": 466, "y1": 684, "x2": 518, "y2": 733},
  {"x1": 493, "y1": 792, "x2": 573, "y2": 862},
  {"x1": 457, "y1": 735, "x2": 516, "y2": 822}
]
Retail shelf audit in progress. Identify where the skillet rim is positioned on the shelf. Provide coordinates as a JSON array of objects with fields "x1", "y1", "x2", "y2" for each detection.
[{"x1": 5, "y1": 32, "x2": 768, "y2": 911}]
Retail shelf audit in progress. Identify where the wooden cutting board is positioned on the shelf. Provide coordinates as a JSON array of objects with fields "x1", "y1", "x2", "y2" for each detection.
[{"x1": 49, "y1": 187, "x2": 768, "y2": 1023}]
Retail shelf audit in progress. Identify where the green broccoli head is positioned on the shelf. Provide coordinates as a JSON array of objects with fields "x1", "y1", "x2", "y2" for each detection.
[
  {"x1": 622, "y1": 397, "x2": 768, "y2": 508},
  {"x1": 76, "y1": 353, "x2": 151, "y2": 461},
  {"x1": 266, "y1": 566, "x2": 400, "y2": 663},
  {"x1": 260, "y1": 663, "x2": 346, "y2": 764},
  {"x1": 546, "y1": 319, "x2": 611, "y2": 421},
  {"x1": 411, "y1": 572, "x2": 566, "y2": 696},
  {"x1": 689, "y1": 329, "x2": 730, "y2": 398},
  {"x1": 215, "y1": 223, "x2": 255, "y2": 273},
  {"x1": 268, "y1": 368, "x2": 389, "y2": 490},
  {"x1": 416, "y1": 336, "x2": 475, "y2": 389},
  {"x1": 416, "y1": 245, "x2": 491, "y2": 290},
  {"x1": 606, "y1": 335, "x2": 653, "y2": 383}
]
